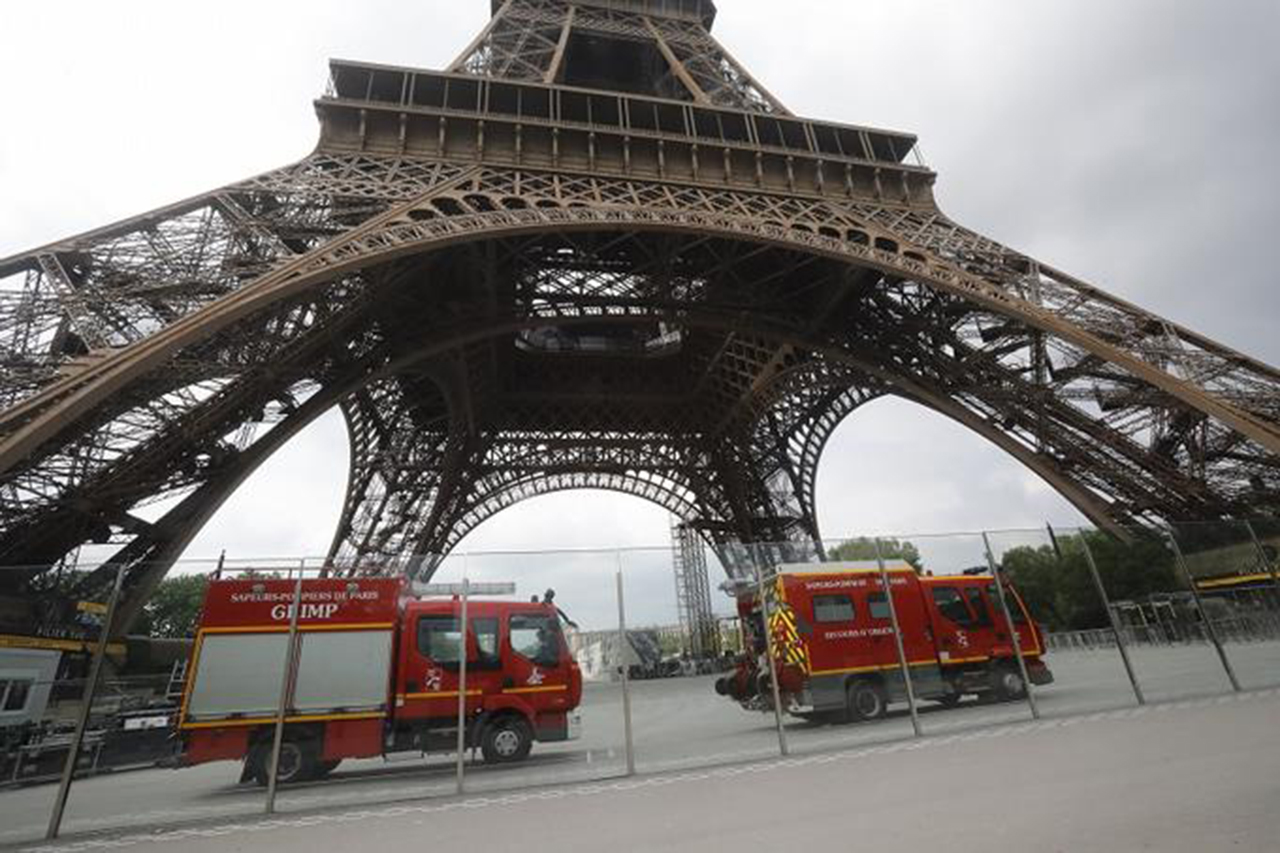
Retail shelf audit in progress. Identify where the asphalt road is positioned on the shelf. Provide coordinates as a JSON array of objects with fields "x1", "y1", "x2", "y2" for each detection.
[
  {"x1": 14, "y1": 688, "x2": 1280, "y2": 853},
  {"x1": 2, "y1": 641, "x2": 1277, "y2": 847}
]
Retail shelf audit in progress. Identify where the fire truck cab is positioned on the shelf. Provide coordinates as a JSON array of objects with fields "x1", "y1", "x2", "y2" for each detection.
[
  {"x1": 386, "y1": 597, "x2": 582, "y2": 764},
  {"x1": 716, "y1": 562, "x2": 1052, "y2": 721},
  {"x1": 179, "y1": 577, "x2": 582, "y2": 784}
]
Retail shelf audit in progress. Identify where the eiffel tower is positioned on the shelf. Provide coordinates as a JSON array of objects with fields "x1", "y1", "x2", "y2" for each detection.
[{"x1": 1, "y1": 0, "x2": 1277, "y2": 633}]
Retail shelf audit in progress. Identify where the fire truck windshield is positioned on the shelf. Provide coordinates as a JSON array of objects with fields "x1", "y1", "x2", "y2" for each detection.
[
  {"x1": 988, "y1": 585, "x2": 1029, "y2": 622},
  {"x1": 511, "y1": 613, "x2": 562, "y2": 667}
]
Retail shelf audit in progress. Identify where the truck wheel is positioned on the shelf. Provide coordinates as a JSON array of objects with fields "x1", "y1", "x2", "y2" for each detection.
[
  {"x1": 314, "y1": 759, "x2": 342, "y2": 779},
  {"x1": 935, "y1": 692, "x2": 962, "y2": 709},
  {"x1": 993, "y1": 664, "x2": 1027, "y2": 702},
  {"x1": 846, "y1": 680, "x2": 888, "y2": 722},
  {"x1": 481, "y1": 716, "x2": 533, "y2": 764},
  {"x1": 248, "y1": 738, "x2": 318, "y2": 786}
]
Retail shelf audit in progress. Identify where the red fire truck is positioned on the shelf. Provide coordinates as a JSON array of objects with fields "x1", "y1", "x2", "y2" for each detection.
[
  {"x1": 715, "y1": 561, "x2": 1053, "y2": 720},
  {"x1": 178, "y1": 577, "x2": 582, "y2": 784}
]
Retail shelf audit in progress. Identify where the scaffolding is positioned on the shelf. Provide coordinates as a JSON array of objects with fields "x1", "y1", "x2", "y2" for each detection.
[{"x1": 671, "y1": 518, "x2": 720, "y2": 659}]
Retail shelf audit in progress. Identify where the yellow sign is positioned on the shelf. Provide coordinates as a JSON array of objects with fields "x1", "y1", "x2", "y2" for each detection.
[
  {"x1": 0, "y1": 633, "x2": 126, "y2": 656},
  {"x1": 76, "y1": 600, "x2": 109, "y2": 615}
]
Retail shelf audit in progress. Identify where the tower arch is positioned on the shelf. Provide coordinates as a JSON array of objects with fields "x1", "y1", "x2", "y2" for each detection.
[{"x1": 0, "y1": 0, "x2": 1275, "y2": 634}]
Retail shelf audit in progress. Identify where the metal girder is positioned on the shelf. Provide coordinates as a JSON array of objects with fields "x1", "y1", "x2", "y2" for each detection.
[
  {"x1": 0, "y1": 1, "x2": 1277, "y2": 625},
  {"x1": 1, "y1": 181, "x2": 1276, "y2": 568},
  {"x1": 448, "y1": 0, "x2": 788, "y2": 113}
]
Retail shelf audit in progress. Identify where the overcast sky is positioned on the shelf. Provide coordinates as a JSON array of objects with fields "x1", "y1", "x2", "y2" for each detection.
[{"x1": 1, "y1": 1, "x2": 1277, "y2": 619}]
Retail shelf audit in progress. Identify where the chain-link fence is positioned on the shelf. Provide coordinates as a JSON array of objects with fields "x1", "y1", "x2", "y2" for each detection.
[{"x1": 1, "y1": 520, "x2": 1276, "y2": 844}]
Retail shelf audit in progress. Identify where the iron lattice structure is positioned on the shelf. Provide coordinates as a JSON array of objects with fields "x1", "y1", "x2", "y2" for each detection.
[
  {"x1": 0, "y1": 0, "x2": 1278, "y2": 633},
  {"x1": 671, "y1": 517, "x2": 718, "y2": 659}
]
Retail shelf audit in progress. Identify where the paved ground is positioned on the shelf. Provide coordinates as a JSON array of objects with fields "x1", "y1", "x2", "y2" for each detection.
[
  {"x1": 13, "y1": 688, "x2": 1280, "y2": 853},
  {"x1": 1, "y1": 642, "x2": 1276, "y2": 848}
]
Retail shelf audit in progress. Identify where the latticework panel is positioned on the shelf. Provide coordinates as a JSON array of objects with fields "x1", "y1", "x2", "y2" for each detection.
[
  {"x1": 0, "y1": 156, "x2": 469, "y2": 411},
  {"x1": 450, "y1": 0, "x2": 787, "y2": 113},
  {"x1": 1, "y1": 160, "x2": 1275, "y2": 569}
]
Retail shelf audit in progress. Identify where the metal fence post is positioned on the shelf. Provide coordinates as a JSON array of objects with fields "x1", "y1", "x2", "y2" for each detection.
[
  {"x1": 982, "y1": 532, "x2": 1041, "y2": 720},
  {"x1": 873, "y1": 538, "x2": 922, "y2": 737},
  {"x1": 455, "y1": 573, "x2": 470, "y2": 796},
  {"x1": 614, "y1": 554, "x2": 636, "y2": 776},
  {"x1": 1064, "y1": 526, "x2": 1145, "y2": 706},
  {"x1": 264, "y1": 564, "x2": 305, "y2": 814},
  {"x1": 1165, "y1": 528, "x2": 1241, "y2": 693},
  {"x1": 754, "y1": 558, "x2": 789, "y2": 757},
  {"x1": 46, "y1": 564, "x2": 126, "y2": 840}
]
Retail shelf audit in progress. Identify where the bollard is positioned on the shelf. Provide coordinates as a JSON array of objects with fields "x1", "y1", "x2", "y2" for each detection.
[{"x1": 1065, "y1": 527, "x2": 1145, "y2": 706}]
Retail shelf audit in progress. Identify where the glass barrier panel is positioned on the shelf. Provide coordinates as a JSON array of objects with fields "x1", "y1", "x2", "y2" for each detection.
[
  {"x1": 620, "y1": 543, "x2": 785, "y2": 773},
  {"x1": 825, "y1": 533, "x2": 1036, "y2": 737},
  {"x1": 1170, "y1": 520, "x2": 1279, "y2": 691},
  {"x1": 749, "y1": 539, "x2": 921, "y2": 756},
  {"x1": 57, "y1": 666, "x2": 206, "y2": 839},
  {"x1": 455, "y1": 548, "x2": 628, "y2": 796},
  {"x1": 267, "y1": 556, "x2": 470, "y2": 816},
  {"x1": 62, "y1": 561, "x2": 294, "y2": 836},
  {"x1": 1088, "y1": 529, "x2": 1235, "y2": 702},
  {"x1": 985, "y1": 528, "x2": 1142, "y2": 716},
  {"x1": 1, "y1": 564, "x2": 87, "y2": 845},
  {"x1": 0, "y1": 560, "x2": 257, "y2": 843}
]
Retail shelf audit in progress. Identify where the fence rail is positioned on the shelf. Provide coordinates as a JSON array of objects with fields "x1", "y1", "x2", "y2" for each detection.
[{"x1": 1047, "y1": 615, "x2": 1280, "y2": 651}]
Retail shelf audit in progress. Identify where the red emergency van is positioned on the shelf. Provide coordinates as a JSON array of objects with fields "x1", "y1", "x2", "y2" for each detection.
[
  {"x1": 715, "y1": 561, "x2": 1053, "y2": 720},
  {"x1": 179, "y1": 577, "x2": 582, "y2": 784}
]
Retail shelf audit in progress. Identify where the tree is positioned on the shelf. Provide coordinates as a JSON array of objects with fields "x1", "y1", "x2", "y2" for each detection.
[
  {"x1": 999, "y1": 530, "x2": 1181, "y2": 632},
  {"x1": 999, "y1": 545, "x2": 1078, "y2": 630},
  {"x1": 829, "y1": 537, "x2": 924, "y2": 573},
  {"x1": 139, "y1": 574, "x2": 210, "y2": 639},
  {"x1": 238, "y1": 568, "x2": 285, "y2": 579}
]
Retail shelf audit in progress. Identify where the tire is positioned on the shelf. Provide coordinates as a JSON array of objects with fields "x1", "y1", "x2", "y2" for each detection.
[
  {"x1": 481, "y1": 716, "x2": 534, "y2": 764},
  {"x1": 846, "y1": 679, "x2": 888, "y2": 722},
  {"x1": 993, "y1": 664, "x2": 1027, "y2": 702},
  {"x1": 935, "y1": 692, "x2": 963, "y2": 709},
  {"x1": 247, "y1": 737, "x2": 318, "y2": 787},
  {"x1": 314, "y1": 759, "x2": 342, "y2": 779}
]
